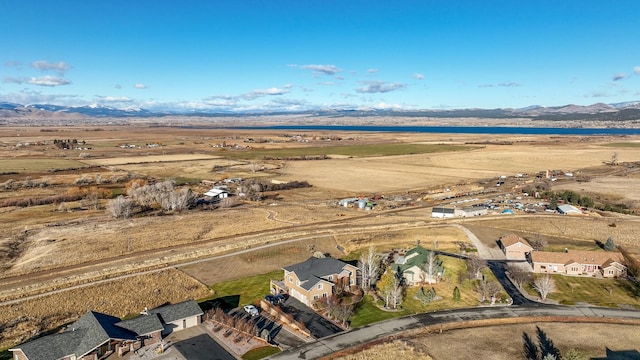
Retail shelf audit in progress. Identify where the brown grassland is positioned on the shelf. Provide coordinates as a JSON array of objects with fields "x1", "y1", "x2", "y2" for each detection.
[{"x1": 1, "y1": 123, "x2": 640, "y2": 351}]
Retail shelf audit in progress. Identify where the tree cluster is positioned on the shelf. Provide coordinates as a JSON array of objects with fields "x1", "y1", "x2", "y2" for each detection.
[
  {"x1": 313, "y1": 294, "x2": 355, "y2": 327},
  {"x1": 543, "y1": 190, "x2": 594, "y2": 210},
  {"x1": 377, "y1": 270, "x2": 405, "y2": 309},
  {"x1": 237, "y1": 179, "x2": 311, "y2": 201}
]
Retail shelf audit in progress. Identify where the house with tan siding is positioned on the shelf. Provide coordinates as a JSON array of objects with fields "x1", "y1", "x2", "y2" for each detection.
[
  {"x1": 498, "y1": 233, "x2": 534, "y2": 260},
  {"x1": 271, "y1": 256, "x2": 357, "y2": 306},
  {"x1": 529, "y1": 250, "x2": 626, "y2": 278}
]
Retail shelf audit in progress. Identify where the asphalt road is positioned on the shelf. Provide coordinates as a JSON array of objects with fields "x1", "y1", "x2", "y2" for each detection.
[{"x1": 267, "y1": 305, "x2": 640, "y2": 360}]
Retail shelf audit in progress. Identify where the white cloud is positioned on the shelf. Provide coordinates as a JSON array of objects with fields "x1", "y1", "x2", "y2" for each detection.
[
  {"x1": 634, "y1": 66, "x2": 640, "y2": 75},
  {"x1": 95, "y1": 96, "x2": 133, "y2": 103},
  {"x1": 413, "y1": 73, "x2": 424, "y2": 80},
  {"x1": 612, "y1": 73, "x2": 626, "y2": 81},
  {"x1": 297, "y1": 64, "x2": 342, "y2": 75},
  {"x1": 498, "y1": 82, "x2": 522, "y2": 87},
  {"x1": 31, "y1": 60, "x2": 70, "y2": 75},
  {"x1": 134, "y1": 83, "x2": 148, "y2": 89},
  {"x1": 0, "y1": 90, "x2": 81, "y2": 105},
  {"x1": 3, "y1": 76, "x2": 71, "y2": 86},
  {"x1": 114, "y1": 84, "x2": 122, "y2": 89},
  {"x1": 355, "y1": 81, "x2": 405, "y2": 93},
  {"x1": 241, "y1": 87, "x2": 290, "y2": 100}
]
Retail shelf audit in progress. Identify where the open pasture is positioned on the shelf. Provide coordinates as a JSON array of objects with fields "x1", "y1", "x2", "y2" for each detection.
[
  {"x1": 83, "y1": 153, "x2": 220, "y2": 166},
  {"x1": 278, "y1": 142, "x2": 640, "y2": 193},
  {"x1": 0, "y1": 158, "x2": 87, "y2": 173}
]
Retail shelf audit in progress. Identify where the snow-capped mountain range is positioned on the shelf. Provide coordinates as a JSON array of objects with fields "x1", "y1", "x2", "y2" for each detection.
[{"x1": 1, "y1": 101, "x2": 640, "y2": 121}]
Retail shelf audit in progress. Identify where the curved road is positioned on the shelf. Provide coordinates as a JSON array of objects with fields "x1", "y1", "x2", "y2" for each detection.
[{"x1": 267, "y1": 305, "x2": 640, "y2": 360}]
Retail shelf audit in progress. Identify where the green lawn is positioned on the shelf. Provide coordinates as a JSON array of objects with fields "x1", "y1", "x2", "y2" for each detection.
[
  {"x1": 208, "y1": 270, "x2": 282, "y2": 307},
  {"x1": 523, "y1": 274, "x2": 640, "y2": 307},
  {"x1": 0, "y1": 349, "x2": 11, "y2": 360},
  {"x1": 218, "y1": 143, "x2": 470, "y2": 160},
  {"x1": 241, "y1": 346, "x2": 281, "y2": 360}
]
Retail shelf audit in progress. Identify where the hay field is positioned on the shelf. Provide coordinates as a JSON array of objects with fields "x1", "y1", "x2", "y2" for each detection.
[
  {"x1": 418, "y1": 323, "x2": 640, "y2": 360},
  {"x1": 465, "y1": 216, "x2": 640, "y2": 248},
  {"x1": 334, "y1": 339, "x2": 433, "y2": 360},
  {"x1": 0, "y1": 158, "x2": 88, "y2": 173},
  {"x1": 114, "y1": 158, "x2": 246, "y2": 181},
  {"x1": 553, "y1": 176, "x2": 640, "y2": 201},
  {"x1": 0, "y1": 269, "x2": 210, "y2": 349},
  {"x1": 83, "y1": 153, "x2": 220, "y2": 166},
  {"x1": 278, "y1": 143, "x2": 640, "y2": 193}
]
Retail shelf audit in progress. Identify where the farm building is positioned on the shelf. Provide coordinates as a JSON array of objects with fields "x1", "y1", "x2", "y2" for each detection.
[
  {"x1": 498, "y1": 233, "x2": 533, "y2": 260},
  {"x1": 9, "y1": 300, "x2": 203, "y2": 360},
  {"x1": 557, "y1": 204, "x2": 582, "y2": 215},
  {"x1": 204, "y1": 187, "x2": 229, "y2": 199},
  {"x1": 431, "y1": 206, "x2": 487, "y2": 218},
  {"x1": 270, "y1": 256, "x2": 358, "y2": 306},
  {"x1": 529, "y1": 250, "x2": 626, "y2": 278},
  {"x1": 460, "y1": 206, "x2": 487, "y2": 217},
  {"x1": 431, "y1": 206, "x2": 455, "y2": 218}
]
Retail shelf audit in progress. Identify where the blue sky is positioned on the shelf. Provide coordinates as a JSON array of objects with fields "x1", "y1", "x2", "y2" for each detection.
[{"x1": 1, "y1": 1, "x2": 639, "y2": 112}]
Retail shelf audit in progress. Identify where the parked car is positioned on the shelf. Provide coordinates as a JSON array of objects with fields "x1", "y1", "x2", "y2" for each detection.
[
  {"x1": 243, "y1": 304, "x2": 259, "y2": 316},
  {"x1": 265, "y1": 294, "x2": 285, "y2": 305}
]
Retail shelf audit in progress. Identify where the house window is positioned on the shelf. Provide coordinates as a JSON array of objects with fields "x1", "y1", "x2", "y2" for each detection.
[
  {"x1": 289, "y1": 276, "x2": 293, "y2": 283},
  {"x1": 313, "y1": 295, "x2": 319, "y2": 300},
  {"x1": 328, "y1": 275, "x2": 333, "y2": 280},
  {"x1": 296, "y1": 280, "x2": 300, "y2": 286},
  {"x1": 322, "y1": 292, "x2": 327, "y2": 298},
  {"x1": 317, "y1": 283, "x2": 323, "y2": 290}
]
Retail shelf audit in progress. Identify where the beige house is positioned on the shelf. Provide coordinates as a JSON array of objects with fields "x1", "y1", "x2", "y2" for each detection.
[
  {"x1": 529, "y1": 250, "x2": 626, "y2": 278},
  {"x1": 498, "y1": 233, "x2": 534, "y2": 260},
  {"x1": 271, "y1": 256, "x2": 358, "y2": 306}
]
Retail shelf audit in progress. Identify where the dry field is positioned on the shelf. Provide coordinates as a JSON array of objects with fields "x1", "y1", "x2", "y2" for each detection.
[
  {"x1": 462, "y1": 215, "x2": 640, "y2": 248},
  {"x1": 553, "y1": 176, "x2": 640, "y2": 202},
  {"x1": 416, "y1": 322, "x2": 640, "y2": 360},
  {"x1": 332, "y1": 339, "x2": 433, "y2": 360},
  {"x1": 279, "y1": 141, "x2": 640, "y2": 193},
  {"x1": 0, "y1": 269, "x2": 210, "y2": 349}
]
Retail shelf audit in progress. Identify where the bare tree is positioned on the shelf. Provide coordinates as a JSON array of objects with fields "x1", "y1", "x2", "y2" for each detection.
[
  {"x1": 506, "y1": 263, "x2": 532, "y2": 289},
  {"x1": 533, "y1": 275, "x2": 556, "y2": 300},
  {"x1": 529, "y1": 233, "x2": 548, "y2": 251},
  {"x1": 106, "y1": 195, "x2": 134, "y2": 219},
  {"x1": 422, "y1": 250, "x2": 439, "y2": 284},
  {"x1": 466, "y1": 255, "x2": 486, "y2": 280},
  {"x1": 358, "y1": 246, "x2": 379, "y2": 291}
]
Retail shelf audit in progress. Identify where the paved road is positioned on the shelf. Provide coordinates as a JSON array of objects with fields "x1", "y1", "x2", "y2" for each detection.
[{"x1": 267, "y1": 305, "x2": 640, "y2": 360}]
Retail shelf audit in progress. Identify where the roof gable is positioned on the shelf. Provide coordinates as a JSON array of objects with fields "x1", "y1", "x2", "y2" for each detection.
[
  {"x1": 149, "y1": 300, "x2": 203, "y2": 323},
  {"x1": 500, "y1": 233, "x2": 532, "y2": 249},
  {"x1": 283, "y1": 257, "x2": 352, "y2": 286}
]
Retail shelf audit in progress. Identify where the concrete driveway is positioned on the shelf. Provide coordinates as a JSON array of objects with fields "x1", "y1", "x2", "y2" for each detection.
[{"x1": 159, "y1": 325, "x2": 235, "y2": 360}]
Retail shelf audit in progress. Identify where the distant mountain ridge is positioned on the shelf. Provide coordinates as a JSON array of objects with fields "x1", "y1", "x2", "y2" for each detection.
[{"x1": 1, "y1": 101, "x2": 640, "y2": 121}]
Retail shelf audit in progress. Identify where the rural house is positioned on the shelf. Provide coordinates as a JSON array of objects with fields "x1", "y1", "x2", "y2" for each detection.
[
  {"x1": 271, "y1": 256, "x2": 358, "y2": 306},
  {"x1": 529, "y1": 250, "x2": 626, "y2": 278},
  {"x1": 498, "y1": 233, "x2": 534, "y2": 260},
  {"x1": 390, "y1": 246, "x2": 444, "y2": 285},
  {"x1": 9, "y1": 300, "x2": 203, "y2": 360}
]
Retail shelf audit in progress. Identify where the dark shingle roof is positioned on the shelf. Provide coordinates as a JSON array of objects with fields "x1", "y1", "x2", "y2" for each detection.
[
  {"x1": 283, "y1": 257, "x2": 352, "y2": 291},
  {"x1": 13, "y1": 311, "x2": 137, "y2": 360},
  {"x1": 116, "y1": 313, "x2": 164, "y2": 336},
  {"x1": 149, "y1": 300, "x2": 203, "y2": 323}
]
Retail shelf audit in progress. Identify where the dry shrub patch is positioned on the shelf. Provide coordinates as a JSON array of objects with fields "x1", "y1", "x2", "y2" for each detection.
[
  {"x1": 0, "y1": 269, "x2": 210, "y2": 349},
  {"x1": 415, "y1": 322, "x2": 640, "y2": 360},
  {"x1": 330, "y1": 339, "x2": 432, "y2": 360}
]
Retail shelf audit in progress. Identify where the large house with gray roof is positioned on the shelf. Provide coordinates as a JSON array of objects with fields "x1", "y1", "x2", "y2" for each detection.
[
  {"x1": 271, "y1": 256, "x2": 358, "y2": 306},
  {"x1": 10, "y1": 300, "x2": 203, "y2": 360}
]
